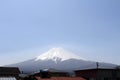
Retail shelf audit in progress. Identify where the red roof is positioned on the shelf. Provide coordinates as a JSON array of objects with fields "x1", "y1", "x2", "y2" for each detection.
[{"x1": 35, "y1": 77, "x2": 86, "y2": 80}]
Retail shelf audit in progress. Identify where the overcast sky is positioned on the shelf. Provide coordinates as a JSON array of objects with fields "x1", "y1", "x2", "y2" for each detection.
[{"x1": 0, "y1": 0, "x2": 120, "y2": 66}]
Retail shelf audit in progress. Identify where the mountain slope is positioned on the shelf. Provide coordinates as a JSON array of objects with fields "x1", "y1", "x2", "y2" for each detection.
[{"x1": 8, "y1": 47, "x2": 117, "y2": 73}]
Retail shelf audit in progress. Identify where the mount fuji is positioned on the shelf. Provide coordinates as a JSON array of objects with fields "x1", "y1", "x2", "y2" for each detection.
[{"x1": 8, "y1": 47, "x2": 117, "y2": 73}]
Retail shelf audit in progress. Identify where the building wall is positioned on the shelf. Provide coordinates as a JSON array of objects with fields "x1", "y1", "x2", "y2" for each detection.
[
  {"x1": 0, "y1": 77, "x2": 17, "y2": 80},
  {"x1": 116, "y1": 70, "x2": 120, "y2": 80},
  {"x1": 75, "y1": 69, "x2": 120, "y2": 80},
  {"x1": 98, "y1": 69, "x2": 113, "y2": 78},
  {"x1": 75, "y1": 70, "x2": 97, "y2": 79},
  {"x1": 116, "y1": 70, "x2": 120, "y2": 78},
  {"x1": 50, "y1": 72, "x2": 69, "y2": 77},
  {"x1": 0, "y1": 67, "x2": 20, "y2": 80}
]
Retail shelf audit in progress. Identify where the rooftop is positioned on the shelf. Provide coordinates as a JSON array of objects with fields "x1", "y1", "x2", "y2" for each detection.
[{"x1": 35, "y1": 77, "x2": 86, "y2": 80}]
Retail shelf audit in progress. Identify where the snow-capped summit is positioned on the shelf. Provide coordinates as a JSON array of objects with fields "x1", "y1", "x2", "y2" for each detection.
[{"x1": 35, "y1": 47, "x2": 84, "y2": 62}]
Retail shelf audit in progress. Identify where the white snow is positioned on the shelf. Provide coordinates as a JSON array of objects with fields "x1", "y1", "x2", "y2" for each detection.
[{"x1": 35, "y1": 47, "x2": 85, "y2": 62}]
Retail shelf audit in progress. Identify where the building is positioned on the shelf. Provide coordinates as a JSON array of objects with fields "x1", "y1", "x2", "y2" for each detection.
[
  {"x1": 0, "y1": 67, "x2": 20, "y2": 80},
  {"x1": 23, "y1": 68, "x2": 86, "y2": 80},
  {"x1": 47, "y1": 68, "x2": 69, "y2": 77},
  {"x1": 74, "y1": 68, "x2": 120, "y2": 80},
  {"x1": 31, "y1": 69, "x2": 69, "y2": 77}
]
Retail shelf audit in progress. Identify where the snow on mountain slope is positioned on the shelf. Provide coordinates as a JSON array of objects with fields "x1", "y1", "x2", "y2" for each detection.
[{"x1": 35, "y1": 47, "x2": 85, "y2": 62}]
